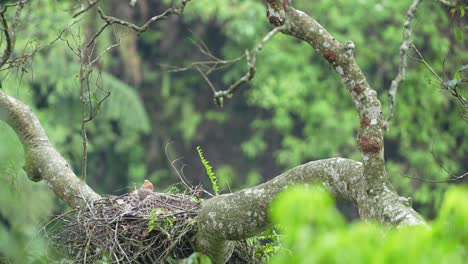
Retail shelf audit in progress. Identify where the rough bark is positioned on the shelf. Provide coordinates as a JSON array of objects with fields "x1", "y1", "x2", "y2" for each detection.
[{"x1": 0, "y1": 91, "x2": 100, "y2": 208}]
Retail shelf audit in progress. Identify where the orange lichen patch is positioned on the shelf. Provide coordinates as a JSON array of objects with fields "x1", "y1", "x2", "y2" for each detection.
[
  {"x1": 141, "y1": 179, "x2": 154, "y2": 191},
  {"x1": 360, "y1": 117, "x2": 371, "y2": 127},
  {"x1": 322, "y1": 50, "x2": 336, "y2": 63},
  {"x1": 359, "y1": 135, "x2": 381, "y2": 153},
  {"x1": 268, "y1": 16, "x2": 285, "y2": 26},
  {"x1": 266, "y1": 0, "x2": 285, "y2": 26}
]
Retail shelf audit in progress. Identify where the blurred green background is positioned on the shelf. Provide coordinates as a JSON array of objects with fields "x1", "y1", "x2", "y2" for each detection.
[{"x1": 0, "y1": 0, "x2": 466, "y2": 262}]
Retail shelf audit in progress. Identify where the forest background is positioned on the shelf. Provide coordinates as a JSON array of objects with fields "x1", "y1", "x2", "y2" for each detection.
[{"x1": 0, "y1": 0, "x2": 466, "y2": 262}]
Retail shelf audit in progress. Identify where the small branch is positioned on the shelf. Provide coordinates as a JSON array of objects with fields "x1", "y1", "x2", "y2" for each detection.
[
  {"x1": 408, "y1": 44, "x2": 468, "y2": 121},
  {"x1": 2, "y1": 0, "x2": 29, "y2": 8},
  {"x1": 0, "y1": 11, "x2": 13, "y2": 68},
  {"x1": 385, "y1": 0, "x2": 423, "y2": 130},
  {"x1": 73, "y1": 0, "x2": 99, "y2": 18},
  {"x1": 89, "y1": 42, "x2": 119, "y2": 66},
  {"x1": 404, "y1": 141, "x2": 468, "y2": 183},
  {"x1": 405, "y1": 172, "x2": 467, "y2": 183},
  {"x1": 80, "y1": 55, "x2": 89, "y2": 181},
  {"x1": 0, "y1": 0, "x2": 26, "y2": 69},
  {"x1": 209, "y1": 24, "x2": 286, "y2": 107},
  {"x1": 408, "y1": 44, "x2": 444, "y2": 83},
  {"x1": 168, "y1": 38, "x2": 244, "y2": 74},
  {"x1": 89, "y1": 0, "x2": 192, "y2": 47},
  {"x1": 162, "y1": 25, "x2": 284, "y2": 107}
]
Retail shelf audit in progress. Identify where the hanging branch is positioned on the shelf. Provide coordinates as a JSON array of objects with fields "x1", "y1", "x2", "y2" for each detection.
[
  {"x1": 385, "y1": 0, "x2": 423, "y2": 129},
  {"x1": 0, "y1": 0, "x2": 26, "y2": 68}
]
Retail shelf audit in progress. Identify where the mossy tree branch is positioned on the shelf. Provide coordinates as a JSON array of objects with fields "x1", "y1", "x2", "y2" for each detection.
[{"x1": 0, "y1": 92, "x2": 101, "y2": 208}]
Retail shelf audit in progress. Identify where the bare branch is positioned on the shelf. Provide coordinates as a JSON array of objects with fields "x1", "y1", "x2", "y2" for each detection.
[
  {"x1": 408, "y1": 44, "x2": 468, "y2": 121},
  {"x1": 89, "y1": 0, "x2": 192, "y2": 47},
  {"x1": 73, "y1": 0, "x2": 100, "y2": 18},
  {"x1": 0, "y1": 0, "x2": 26, "y2": 68},
  {"x1": 167, "y1": 38, "x2": 244, "y2": 74},
  {"x1": 0, "y1": 12, "x2": 13, "y2": 68},
  {"x1": 385, "y1": 0, "x2": 423, "y2": 130},
  {"x1": 404, "y1": 141, "x2": 468, "y2": 183},
  {"x1": 408, "y1": 44, "x2": 444, "y2": 83},
  {"x1": 212, "y1": 25, "x2": 287, "y2": 107},
  {"x1": 405, "y1": 172, "x2": 467, "y2": 183}
]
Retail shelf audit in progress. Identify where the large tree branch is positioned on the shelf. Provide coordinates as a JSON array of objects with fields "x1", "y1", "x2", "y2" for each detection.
[
  {"x1": 285, "y1": 8, "x2": 386, "y2": 187},
  {"x1": 194, "y1": 2, "x2": 428, "y2": 262},
  {"x1": 268, "y1": 0, "x2": 386, "y2": 215},
  {"x1": 196, "y1": 158, "x2": 426, "y2": 263},
  {"x1": 0, "y1": 91, "x2": 100, "y2": 208}
]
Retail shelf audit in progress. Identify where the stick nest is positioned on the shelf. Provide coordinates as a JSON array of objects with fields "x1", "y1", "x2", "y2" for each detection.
[{"x1": 51, "y1": 190, "x2": 200, "y2": 263}]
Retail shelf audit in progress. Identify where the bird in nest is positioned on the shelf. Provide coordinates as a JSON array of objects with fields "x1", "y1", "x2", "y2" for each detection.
[
  {"x1": 135, "y1": 179, "x2": 155, "y2": 200},
  {"x1": 141, "y1": 179, "x2": 154, "y2": 191},
  {"x1": 121, "y1": 179, "x2": 155, "y2": 215}
]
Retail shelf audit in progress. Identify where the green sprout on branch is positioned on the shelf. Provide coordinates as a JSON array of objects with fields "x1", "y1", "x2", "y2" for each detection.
[{"x1": 196, "y1": 146, "x2": 219, "y2": 196}]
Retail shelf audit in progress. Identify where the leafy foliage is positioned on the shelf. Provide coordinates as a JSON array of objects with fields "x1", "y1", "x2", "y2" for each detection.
[
  {"x1": 269, "y1": 185, "x2": 468, "y2": 264},
  {"x1": 197, "y1": 146, "x2": 219, "y2": 195}
]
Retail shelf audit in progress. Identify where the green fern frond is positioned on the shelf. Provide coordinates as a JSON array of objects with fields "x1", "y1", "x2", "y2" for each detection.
[{"x1": 196, "y1": 146, "x2": 219, "y2": 196}]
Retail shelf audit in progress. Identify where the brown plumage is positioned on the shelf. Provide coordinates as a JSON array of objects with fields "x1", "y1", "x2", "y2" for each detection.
[{"x1": 141, "y1": 179, "x2": 154, "y2": 191}]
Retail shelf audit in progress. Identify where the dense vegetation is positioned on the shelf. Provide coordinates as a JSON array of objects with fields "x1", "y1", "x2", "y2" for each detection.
[{"x1": 0, "y1": 0, "x2": 466, "y2": 262}]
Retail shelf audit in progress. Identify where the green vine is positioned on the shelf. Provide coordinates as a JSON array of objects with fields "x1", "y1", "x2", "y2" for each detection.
[{"x1": 196, "y1": 146, "x2": 219, "y2": 196}]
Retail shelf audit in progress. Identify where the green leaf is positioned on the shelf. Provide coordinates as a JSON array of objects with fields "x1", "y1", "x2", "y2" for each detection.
[
  {"x1": 92, "y1": 92, "x2": 99, "y2": 104},
  {"x1": 454, "y1": 27, "x2": 463, "y2": 41}
]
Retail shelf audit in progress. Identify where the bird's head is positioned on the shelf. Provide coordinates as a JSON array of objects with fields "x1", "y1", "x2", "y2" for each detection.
[{"x1": 141, "y1": 179, "x2": 154, "y2": 191}]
